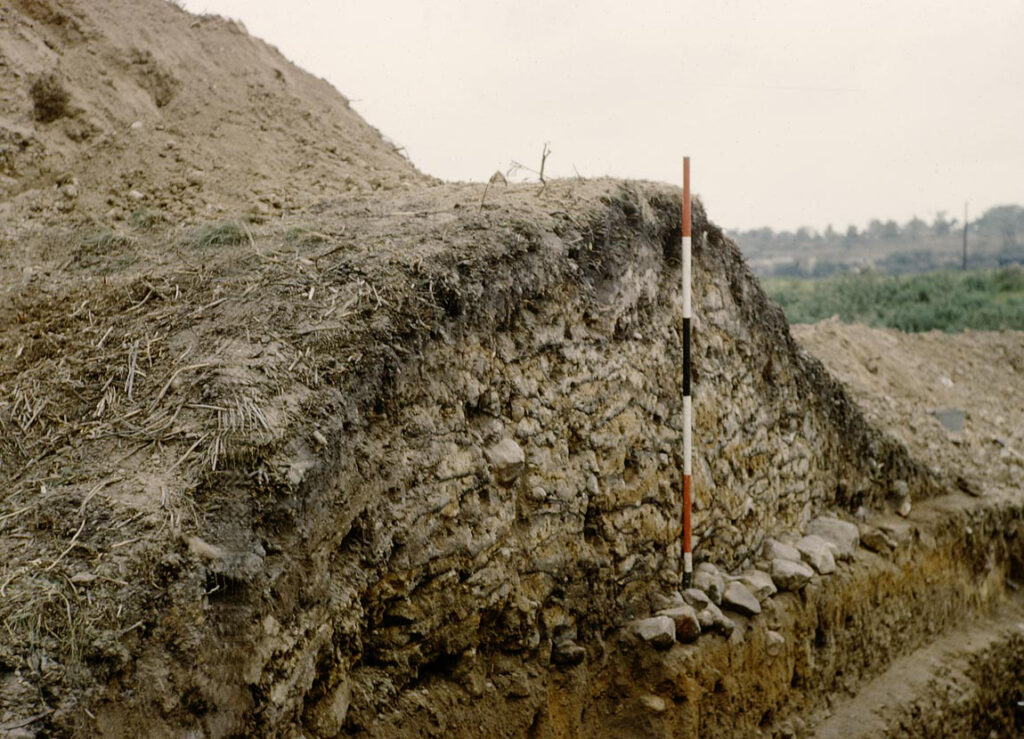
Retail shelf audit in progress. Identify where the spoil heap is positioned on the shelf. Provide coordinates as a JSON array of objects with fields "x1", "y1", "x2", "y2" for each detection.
[{"x1": 1, "y1": 2, "x2": 1022, "y2": 737}]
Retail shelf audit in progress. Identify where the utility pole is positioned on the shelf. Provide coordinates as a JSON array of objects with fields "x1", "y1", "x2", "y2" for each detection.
[{"x1": 962, "y1": 201, "x2": 969, "y2": 271}]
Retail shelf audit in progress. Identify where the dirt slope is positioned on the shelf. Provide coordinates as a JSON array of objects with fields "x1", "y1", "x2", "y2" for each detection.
[
  {"x1": 0, "y1": 0, "x2": 428, "y2": 227},
  {"x1": 792, "y1": 320, "x2": 1024, "y2": 502}
]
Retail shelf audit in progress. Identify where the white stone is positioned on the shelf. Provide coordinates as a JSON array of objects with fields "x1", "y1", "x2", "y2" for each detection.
[
  {"x1": 693, "y1": 568, "x2": 724, "y2": 605},
  {"x1": 722, "y1": 581, "x2": 761, "y2": 616},
  {"x1": 796, "y1": 535, "x2": 836, "y2": 574},
  {"x1": 735, "y1": 570, "x2": 777, "y2": 603},
  {"x1": 640, "y1": 694, "x2": 667, "y2": 713},
  {"x1": 485, "y1": 438, "x2": 525, "y2": 484},
  {"x1": 656, "y1": 604, "x2": 701, "y2": 642},
  {"x1": 629, "y1": 616, "x2": 676, "y2": 649},
  {"x1": 771, "y1": 558, "x2": 814, "y2": 591},
  {"x1": 806, "y1": 516, "x2": 860, "y2": 560},
  {"x1": 763, "y1": 538, "x2": 801, "y2": 562},
  {"x1": 682, "y1": 588, "x2": 712, "y2": 611},
  {"x1": 765, "y1": 630, "x2": 785, "y2": 658},
  {"x1": 697, "y1": 601, "x2": 735, "y2": 637}
]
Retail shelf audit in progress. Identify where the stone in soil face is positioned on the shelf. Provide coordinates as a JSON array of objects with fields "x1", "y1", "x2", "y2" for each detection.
[
  {"x1": 763, "y1": 538, "x2": 802, "y2": 562},
  {"x1": 722, "y1": 581, "x2": 761, "y2": 616},
  {"x1": 693, "y1": 568, "x2": 724, "y2": 605},
  {"x1": 806, "y1": 516, "x2": 860, "y2": 560},
  {"x1": 796, "y1": 534, "x2": 837, "y2": 574},
  {"x1": 656, "y1": 604, "x2": 701, "y2": 642},
  {"x1": 697, "y1": 601, "x2": 736, "y2": 637},
  {"x1": 765, "y1": 629, "x2": 785, "y2": 657},
  {"x1": 682, "y1": 588, "x2": 712, "y2": 611},
  {"x1": 735, "y1": 569, "x2": 777, "y2": 603},
  {"x1": 652, "y1": 590, "x2": 686, "y2": 612},
  {"x1": 551, "y1": 640, "x2": 586, "y2": 667},
  {"x1": 629, "y1": 616, "x2": 676, "y2": 649},
  {"x1": 859, "y1": 524, "x2": 897, "y2": 553},
  {"x1": 640, "y1": 694, "x2": 667, "y2": 713},
  {"x1": 771, "y1": 557, "x2": 814, "y2": 591},
  {"x1": 485, "y1": 438, "x2": 525, "y2": 484}
]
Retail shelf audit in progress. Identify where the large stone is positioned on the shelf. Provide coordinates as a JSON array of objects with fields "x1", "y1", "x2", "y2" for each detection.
[
  {"x1": 629, "y1": 616, "x2": 676, "y2": 649},
  {"x1": 682, "y1": 588, "x2": 712, "y2": 611},
  {"x1": 806, "y1": 516, "x2": 860, "y2": 560},
  {"x1": 697, "y1": 601, "x2": 736, "y2": 637},
  {"x1": 551, "y1": 641, "x2": 585, "y2": 666},
  {"x1": 735, "y1": 570, "x2": 777, "y2": 603},
  {"x1": 796, "y1": 535, "x2": 836, "y2": 574},
  {"x1": 859, "y1": 524, "x2": 897, "y2": 553},
  {"x1": 763, "y1": 538, "x2": 802, "y2": 562},
  {"x1": 693, "y1": 565, "x2": 724, "y2": 605},
  {"x1": 652, "y1": 591, "x2": 686, "y2": 612},
  {"x1": 656, "y1": 604, "x2": 701, "y2": 642},
  {"x1": 771, "y1": 558, "x2": 814, "y2": 591},
  {"x1": 722, "y1": 581, "x2": 761, "y2": 616},
  {"x1": 485, "y1": 438, "x2": 525, "y2": 484}
]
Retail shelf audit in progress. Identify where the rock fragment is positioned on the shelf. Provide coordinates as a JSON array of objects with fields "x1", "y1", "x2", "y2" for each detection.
[
  {"x1": 722, "y1": 581, "x2": 761, "y2": 616},
  {"x1": 932, "y1": 407, "x2": 965, "y2": 432},
  {"x1": 629, "y1": 616, "x2": 676, "y2": 649},
  {"x1": 551, "y1": 641, "x2": 585, "y2": 666},
  {"x1": 640, "y1": 694, "x2": 667, "y2": 713},
  {"x1": 485, "y1": 438, "x2": 525, "y2": 484},
  {"x1": 763, "y1": 538, "x2": 801, "y2": 562},
  {"x1": 693, "y1": 563, "x2": 725, "y2": 604},
  {"x1": 696, "y1": 601, "x2": 736, "y2": 637},
  {"x1": 652, "y1": 591, "x2": 686, "y2": 611},
  {"x1": 765, "y1": 630, "x2": 785, "y2": 657},
  {"x1": 859, "y1": 525, "x2": 897, "y2": 553},
  {"x1": 656, "y1": 604, "x2": 701, "y2": 642},
  {"x1": 795, "y1": 535, "x2": 836, "y2": 574},
  {"x1": 806, "y1": 516, "x2": 860, "y2": 560},
  {"x1": 735, "y1": 570, "x2": 777, "y2": 603},
  {"x1": 682, "y1": 588, "x2": 712, "y2": 611},
  {"x1": 771, "y1": 558, "x2": 814, "y2": 591}
]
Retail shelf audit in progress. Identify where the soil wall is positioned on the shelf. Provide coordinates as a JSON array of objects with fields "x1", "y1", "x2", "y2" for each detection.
[{"x1": 83, "y1": 183, "x2": 940, "y2": 736}]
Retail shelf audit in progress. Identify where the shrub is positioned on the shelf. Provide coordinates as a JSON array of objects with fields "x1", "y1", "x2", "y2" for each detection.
[
  {"x1": 30, "y1": 73, "x2": 70, "y2": 123},
  {"x1": 763, "y1": 267, "x2": 1024, "y2": 332},
  {"x1": 192, "y1": 221, "x2": 248, "y2": 248}
]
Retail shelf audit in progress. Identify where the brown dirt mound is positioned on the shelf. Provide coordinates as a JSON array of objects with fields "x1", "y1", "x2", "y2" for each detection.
[
  {"x1": 792, "y1": 320, "x2": 1024, "y2": 501},
  {"x1": 0, "y1": 0, "x2": 429, "y2": 228}
]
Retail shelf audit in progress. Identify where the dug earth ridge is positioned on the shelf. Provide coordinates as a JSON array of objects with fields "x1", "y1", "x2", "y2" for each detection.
[{"x1": 1, "y1": 181, "x2": 952, "y2": 735}]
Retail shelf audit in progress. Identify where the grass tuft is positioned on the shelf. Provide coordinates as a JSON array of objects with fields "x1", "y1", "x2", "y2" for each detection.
[{"x1": 191, "y1": 221, "x2": 248, "y2": 249}]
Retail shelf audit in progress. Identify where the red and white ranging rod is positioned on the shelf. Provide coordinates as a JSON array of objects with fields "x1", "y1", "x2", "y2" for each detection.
[{"x1": 682, "y1": 156, "x2": 694, "y2": 589}]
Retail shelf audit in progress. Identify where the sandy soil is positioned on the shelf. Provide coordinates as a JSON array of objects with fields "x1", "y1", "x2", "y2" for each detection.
[{"x1": 0, "y1": 0, "x2": 428, "y2": 230}]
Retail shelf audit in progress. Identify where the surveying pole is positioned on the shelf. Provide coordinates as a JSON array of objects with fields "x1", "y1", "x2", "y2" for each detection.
[{"x1": 682, "y1": 156, "x2": 693, "y2": 589}]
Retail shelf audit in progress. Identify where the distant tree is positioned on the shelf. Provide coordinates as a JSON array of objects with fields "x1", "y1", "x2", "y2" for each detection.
[
  {"x1": 882, "y1": 220, "x2": 900, "y2": 239},
  {"x1": 905, "y1": 216, "x2": 927, "y2": 241},
  {"x1": 933, "y1": 211, "x2": 950, "y2": 236}
]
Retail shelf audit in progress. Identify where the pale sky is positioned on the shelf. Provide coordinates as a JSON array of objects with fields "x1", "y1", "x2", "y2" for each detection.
[{"x1": 181, "y1": 0, "x2": 1023, "y2": 231}]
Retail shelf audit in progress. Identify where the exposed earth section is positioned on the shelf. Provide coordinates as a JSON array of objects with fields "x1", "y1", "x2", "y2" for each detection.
[{"x1": 0, "y1": 1, "x2": 1022, "y2": 737}]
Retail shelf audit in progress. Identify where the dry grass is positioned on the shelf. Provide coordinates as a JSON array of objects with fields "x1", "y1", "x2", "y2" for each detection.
[{"x1": 0, "y1": 178, "x2": 625, "y2": 724}]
